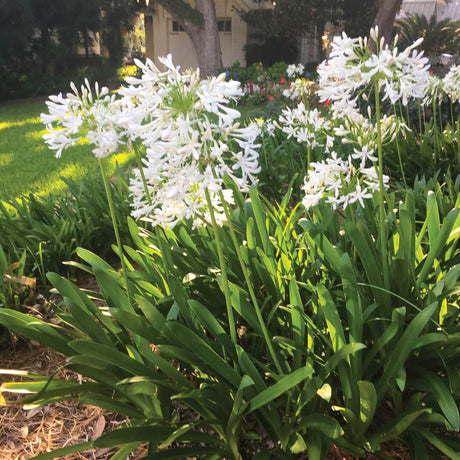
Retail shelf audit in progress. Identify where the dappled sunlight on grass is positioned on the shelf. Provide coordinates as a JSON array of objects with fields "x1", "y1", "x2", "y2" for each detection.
[
  {"x1": 0, "y1": 102, "x2": 134, "y2": 199},
  {"x1": 25, "y1": 128, "x2": 49, "y2": 142},
  {"x1": 0, "y1": 153, "x2": 13, "y2": 166},
  {"x1": 33, "y1": 163, "x2": 92, "y2": 197},
  {"x1": 0, "y1": 117, "x2": 42, "y2": 131}
]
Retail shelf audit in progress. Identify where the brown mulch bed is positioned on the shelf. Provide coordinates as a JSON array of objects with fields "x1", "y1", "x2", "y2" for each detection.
[{"x1": 0, "y1": 343, "x2": 148, "y2": 459}]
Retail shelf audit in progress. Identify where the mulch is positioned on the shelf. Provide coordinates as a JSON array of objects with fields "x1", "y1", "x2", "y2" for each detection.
[{"x1": 0, "y1": 343, "x2": 149, "y2": 459}]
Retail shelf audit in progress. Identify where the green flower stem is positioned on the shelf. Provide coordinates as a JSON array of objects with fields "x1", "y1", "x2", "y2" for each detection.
[
  {"x1": 374, "y1": 83, "x2": 390, "y2": 301},
  {"x1": 204, "y1": 187, "x2": 238, "y2": 346},
  {"x1": 438, "y1": 99, "x2": 444, "y2": 135},
  {"x1": 133, "y1": 142, "x2": 153, "y2": 207},
  {"x1": 395, "y1": 135, "x2": 407, "y2": 187},
  {"x1": 432, "y1": 98, "x2": 439, "y2": 160},
  {"x1": 418, "y1": 102, "x2": 423, "y2": 139},
  {"x1": 218, "y1": 189, "x2": 285, "y2": 375},
  {"x1": 392, "y1": 104, "x2": 407, "y2": 186},
  {"x1": 457, "y1": 115, "x2": 460, "y2": 166},
  {"x1": 98, "y1": 158, "x2": 132, "y2": 305}
]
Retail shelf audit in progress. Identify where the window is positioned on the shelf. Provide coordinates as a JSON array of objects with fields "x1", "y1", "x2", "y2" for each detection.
[
  {"x1": 171, "y1": 18, "x2": 231, "y2": 34},
  {"x1": 217, "y1": 18, "x2": 231, "y2": 33},
  {"x1": 171, "y1": 20, "x2": 185, "y2": 33}
]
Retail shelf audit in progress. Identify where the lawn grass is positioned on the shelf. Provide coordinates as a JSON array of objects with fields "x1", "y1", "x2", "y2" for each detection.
[{"x1": 0, "y1": 101, "x2": 133, "y2": 199}]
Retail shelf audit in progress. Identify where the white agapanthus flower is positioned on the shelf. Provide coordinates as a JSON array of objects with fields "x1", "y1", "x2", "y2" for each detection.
[
  {"x1": 423, "y1": 73, "x2": 445, "y2": 106},
  {"x1": 41, "y1": 79, "x2": 122, "y2": 159},
  {"x1": 282, "y1": 78, "x2": 314, "y2": 102},
  {"x1": 302, "y1": 152, "x2": 383, "y2": 211},
  {"x1": 278, "y1": 103, "x2": 332, "y2": 150},
  {"x1": 318, "y1": 27, "x2": 430, "y2": 107},
  {"x1": 443, "y1": 65, "x2": 460, "y2": 103},
  {"x1": 41, "y1": 56, "x2": 262, "y2": 229},
  {"x1": 287, "y1": 63, "x2": 305, "y2": 79},
  {"x1": 117, "y1": 55, "x2": 261, "y2": 228},
  {"x1": 333, "y1": 107, "x2": 408, "y2": 157}
]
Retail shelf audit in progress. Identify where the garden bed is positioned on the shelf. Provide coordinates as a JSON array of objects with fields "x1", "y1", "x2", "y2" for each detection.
[{"x1": 1, "y1": 343, "x2": 413, "y2": 460}]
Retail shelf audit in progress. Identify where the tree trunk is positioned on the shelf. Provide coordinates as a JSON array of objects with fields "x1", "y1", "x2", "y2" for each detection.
[
  {"x1": 180, "y1": 0, "x2": 223, "y2": 77},
  {"x1": 372, "y1": 0, "x2": 403, "y2": 45}
]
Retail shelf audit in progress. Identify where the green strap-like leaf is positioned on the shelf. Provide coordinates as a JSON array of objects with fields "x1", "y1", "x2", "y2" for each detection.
[
  {"x1": 298, "y1": 414, "x2": 344, "y2": 439},
  {"x1": 416, "y1": 208, "x2": 459, "y2": 289},
  {"x1": 29, "y1": 441, "x2": 94, "y2": 459},
  {"x1": 0, "y1": 309, "x2": 75, "y2": 355},
  {"x1": 426, "y1": 191, "x2": 441, "y2": 249},
  {"x1": 165, "y1": 322, "x2": 241, "y2": 388},
  {"x1": 357, "y1": 380, "x2": 377, "y2": 435},
  {"x1": 367, "y1": 409, "x2": 430, "y2": 451},
  {"x1": 289, "y1": 278, "x2": 306, "y2": 369},
  {"x1": 377, "y1": 303, "x2": 438, "y2": 401},
  {"x1": 316, "y1": 284, "x2": 346, "y2": 353},
  {"x1": 141, "y1": 446, "x2": 230, "y2": 459},
  {"x1": 320, "y1": 343, "x2": 367, "y2": 380},
  {"x1": 246, "y1": 365, "x2": 314, "y2": 414},
  {"x1": 68, "y1": 340, "x2": 156, "y2": 378},
  {"x1": 416, "y1": 428, "x2": 460, "y2": 460},
  {"x1": 419, "y1": 371, "x2": 460, "y2": 429}
]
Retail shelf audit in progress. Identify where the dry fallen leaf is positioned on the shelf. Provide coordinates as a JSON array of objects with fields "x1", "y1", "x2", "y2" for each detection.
[{"x1": 92, "y1": 415, "x2": 106, "y2": 440}]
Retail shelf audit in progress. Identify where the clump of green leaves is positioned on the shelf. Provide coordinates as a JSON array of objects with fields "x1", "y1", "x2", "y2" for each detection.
[
  {"x1": 0, "y1": 167, "x2": 132, "y2": 283},
  {"x1": 0, "y1": 181, "x2": 459, "y2": 459}
]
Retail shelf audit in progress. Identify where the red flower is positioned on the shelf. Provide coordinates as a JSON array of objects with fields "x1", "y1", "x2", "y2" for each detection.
[
  {"x1": 323, "y1": 99, "x2": 332, "y2": 108},
  {"x1": 280, "y1": 78, "x2": 285, "y2": 84},
  {"x1": 429, "y1": 70, "x2": 434, "y2": 75},
  {"x1": 269, "y1": 96, "x2": 274, "y2": 101}
]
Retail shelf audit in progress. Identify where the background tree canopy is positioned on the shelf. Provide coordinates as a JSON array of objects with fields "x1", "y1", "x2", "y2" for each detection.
[
  {"x1": 238, "y1": 0, "x2": 379, "y2": 65},
  {"x1": 0, "y1": 0, "x2": 141, "y2": 99}
]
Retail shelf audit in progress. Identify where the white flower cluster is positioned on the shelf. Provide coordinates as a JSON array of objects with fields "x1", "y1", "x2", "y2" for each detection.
[
  {"x1": 302, "y1": 153, "x2": 388, "y2": 210},
  {"x1": 41, "y1": 55, "x2": 261, "y2": 229},
  {"x1": 278, "y1": 103, "x2": 334, "y2": 151},
  {"x1": 334, "y1": 107, "x2": 408, "y2": 167},
  {"x1": 443, "y1": 65, "x2": 460, "y2": 103},
  {"x1": 423, "y1": 73, "x2": 445, "y2": 105},
  {"x1": 118, "y1": 55, "x2": 261, "y2": 228},
  {"x1": 317, "y1": 27, "x2": 430, "y2": 107},
  {"x1": 287, "y1": 63, "x2": 305, "y2": 79},
  {"x1": 255, "y1": 118, "x2": 277, "y2": 137},
  {"x1": 41, "y1": 79, "x2": 121, "y2": 159},
  {"x1": 282, "y1": 78, "x2": 314, "y2": 101}
]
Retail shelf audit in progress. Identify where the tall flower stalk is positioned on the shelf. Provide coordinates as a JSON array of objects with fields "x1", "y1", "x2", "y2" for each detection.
[
  {"x1": 374, "y1": 82, "x2": 390, "y2": 295},
  {"x1": 98, "y1": 158, "x2": 132, "y2": 304},
  {"x1": 41, "y1": 79, "x2": 132, "y2": 302},
  {"x1": 204, "y1": 187, "x2": 237, "y2": 346},
  {"x1": 314, "y1": 26, "x2": 430, "y2": 309}
]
